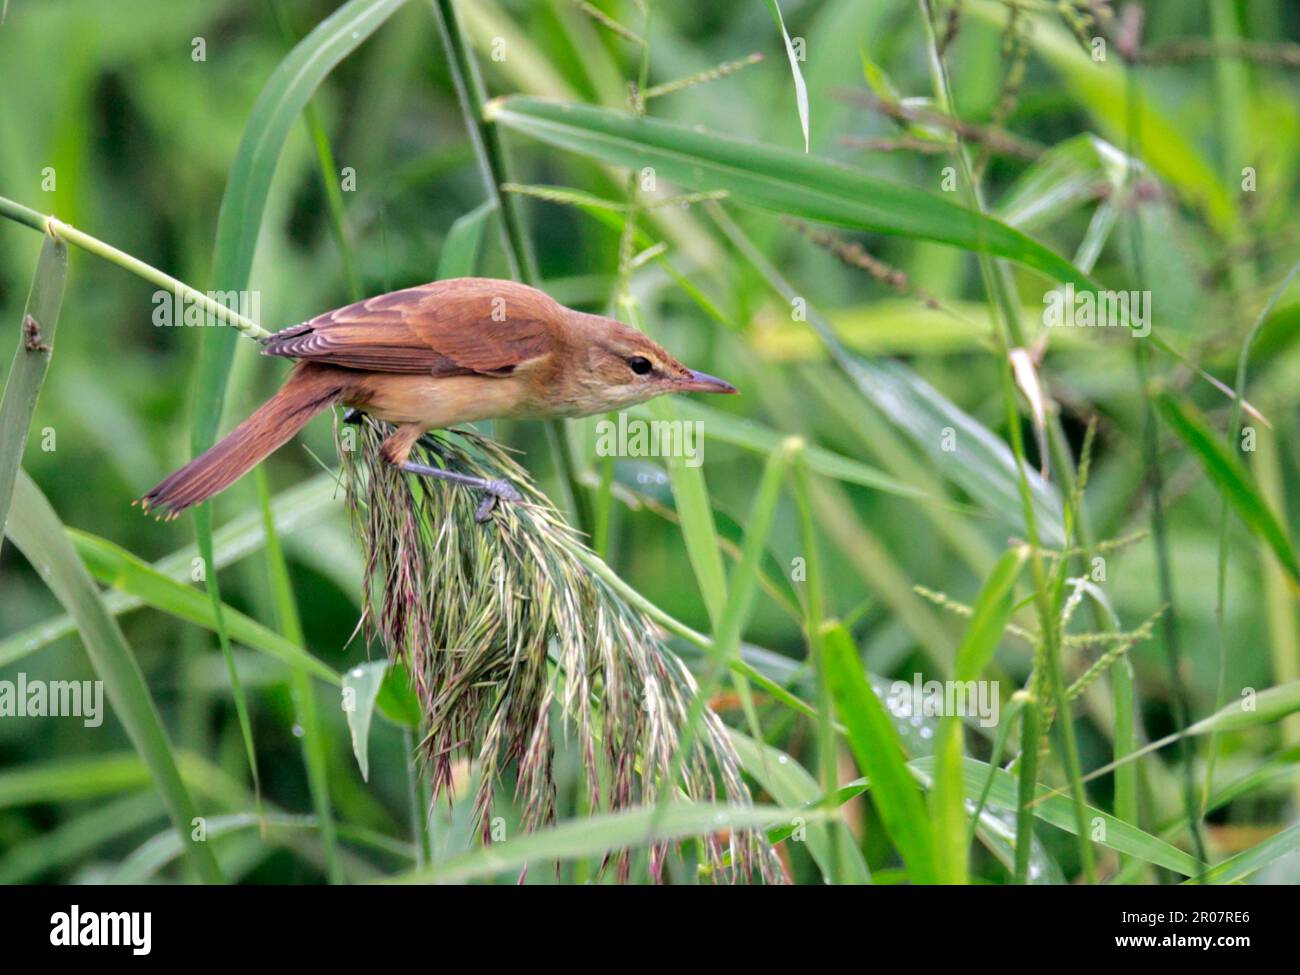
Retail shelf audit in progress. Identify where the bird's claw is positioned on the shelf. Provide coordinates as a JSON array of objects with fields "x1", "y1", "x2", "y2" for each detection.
[
  {"x1": 487, "y1": 479, "x2": 523, "y2": 503},
  {"x1": 474, "y1": 479, "x2": 523, "y2": 522}
]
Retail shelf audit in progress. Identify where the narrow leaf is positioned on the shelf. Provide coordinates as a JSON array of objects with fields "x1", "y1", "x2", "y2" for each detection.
[
  {"x1": 643, "y1": 399, "x2": 932, "y2": 501},
  {"x1": 914, "y1": 755, "x2": 1201, "y2": 878},
  {"x1": 1187, "y1": 680, "x2": 1300, "y2": 737},
  {"x1": 761, "y1": 0, "x2": 810, "y2": 151},
  {"x1": 823, "y1": 622, "x2": 939, "y2": 883},
  {"x1": 343, "y1": 661, "x2": 388, "y2": 781},
  {"x1": 1155, "y1": 390, "x2": 1299, "y2": 584},
  {"x1": 69, "y1": 528, "x2": 340, "y2": 684},
  {"x1": 0, "y1": 233, "x2": 66, "y2": 559},
  {"x1": 381, "y1": 803, "x2": 810, "y2": 883},
  {"x1": 932, "y1": 546, "x2": 1028, "y2": 883},
  {"x1": 437, "y1": 200, "x2": 495, "y2": 279},
  {"x1": 5, "y1": 472, "x2": 224, "y2": 883},
  {"x1": 194, "y1": 0, "x2": 408, "y2": 457},
  {"x1": 0, "y1": 473, "x2": 341, "y2": 669},
  {"x1": 185, "y1": 0, "x2": 406, "y2": 815},
  {"x1": 487, "y1": 96, "x2": 1089, "y2": 286},
  {"x1": 1194, "y1": 821, "x2": 1300, "y2": 885},
  {"x1": 730, "y1": 730, "x2": 870, "y2": 884}
]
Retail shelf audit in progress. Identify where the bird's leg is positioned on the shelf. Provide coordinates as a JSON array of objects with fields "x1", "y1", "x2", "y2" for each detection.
[
  {"x1": 381, "y1": 423, "x2": 522, "y2": 521},
  {"x1": 399, "y1": 462, "x2": 523, "y2": 522}
]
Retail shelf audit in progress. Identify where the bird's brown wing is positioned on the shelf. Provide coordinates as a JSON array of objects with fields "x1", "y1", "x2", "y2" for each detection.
[{"x1": 262, "y1": 279, "x2": 555, "y2": 376}]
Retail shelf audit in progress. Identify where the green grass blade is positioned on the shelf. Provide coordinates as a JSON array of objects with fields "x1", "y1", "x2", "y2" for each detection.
[
  {"x1": 644, "y1": 399, "x2": 934, "y2": 502},
  {"x1": 629, "y1": 315, "x2": 730, "y2": 623},
  {"x1": 1012, "y1": 697, "x2": 1043, "y2": 884},
  {"x1": 710, "y1": 442, "x2": 793, "y2": 775},
  {"x1": 932, "y1": 545, "x2": 1027, "y2": 884},
  {"x1": 1154, "y1": 389, "x2": 1300, "y2": 585},
  {"x1": 0, "y1": 473, "x2": 342, "y2": 668},
  {"x1": 1208, "y1": 262, "x2": 1300, "y2": 807},
  {"x1": 381, "y1": 803, "x2": 811, "y2": 883},
  {"x1": 1037, "y1": 680, "x2": 1300, "y2": 808},
  {"x1": 432, "y1": 0, "x2": 538, "y2": 282},
  {"x1": 729, "y1": 731, "x2": 868, "y2": 884},
  {"x1": 256, "y1": 7, "x2": 366, "y2": 879},
  {"x1": 195, "y1": 0, "x2": 405, "y2": 456},
  {"x1": 0, "y1": 793, "x2": 163, "y2": 884},
  {"x1": 712, "y1": 444, "x2": 791, "y2": 659},
  {"x1": 760, "y1": 0, "x2": 810, "y2": 151},
  {"x1": 437, "y1": 200, "x2": 495, "y2": 279},
  {"x1": 790, "y1": 451, "x2": 859, "y2": 884},
  {"x1": 487, "y1": 96, "x2": 1087, "y2": 285},
  {"x1": 193, "y1": 502, "x2": 262, "y2": 823},
  {"x1": 268, "y1": 0, "x2": 365, "y2": 302},
  {"x1": 637, "y1": 444, "x2": 791, "y2": 873},
  {"x1": 256, "y1": 468, "x2": 341, "y2": 883},
  {"x1": 915, "y1": 755, "x2": 1200, "y2": 878},
  {"x1": 68, "y1": 528, "x2": 341, "y2": 685},
  {"x1": 648, "y1": 406, "x2": 727, "y2": 624},
  {"x1": 1254, "y1": 425, "x2": 1300, "y2": 812},
  {"x1": 186, "y1": 0, "x2": 408, "y2": 807},
  {"x1": 823, "y1": 621, "x2": 939, "y2": 883},
  {"x1": 5, "y1": 472, "x2": 224, "y2": 883},
  {"x1": 0, "y1": 232, "x2": 66, "y2": 561},
  {"x1": 69, "y1": 526, "x2": 417, "y2": 729},
  {"x1": 342, "y1": 661, "x2": 388, "y2": 782},
  {"x1": 1194, "y1": 822, "x2": 1300, "y2": 885},
  {"x1": 965, "y1": 693, "x2": 1025, "y2": 850},
  {"x1": 0, "y1": 754, "x2": 156, "y2": 808},
  {"x1": 1186, "y1": 680, "x2": 1300, "y2": 736},
  {"x1": 110, "y1": 812, "x2": 410, "y2": 884},
  {"x1": 1111, "y1": 657, "x2": 1141, "y2": 879},
  {"x1": 995, "y1": 134, "x2": 1120, "y2": 230}
]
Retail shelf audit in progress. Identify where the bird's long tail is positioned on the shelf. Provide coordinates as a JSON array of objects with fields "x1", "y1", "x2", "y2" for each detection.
[{"x1": 139, "y1": 362, "x2": 349, "y2": 518}]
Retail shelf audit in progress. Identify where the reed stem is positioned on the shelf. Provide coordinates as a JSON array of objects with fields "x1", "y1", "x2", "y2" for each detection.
[{"x1": 0, "y1": 194, "x2": 271, "y2": 342}]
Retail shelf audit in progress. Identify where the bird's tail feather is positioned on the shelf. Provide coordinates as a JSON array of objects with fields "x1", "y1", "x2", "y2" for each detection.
[{"x1": 139, "y1": 363, "x2": 348, "y2": 518}]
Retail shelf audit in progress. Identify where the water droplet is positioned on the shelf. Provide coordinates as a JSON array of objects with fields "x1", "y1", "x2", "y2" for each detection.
[{"x1": 292, "y1": 724, "x2": 305, "y2": 738}]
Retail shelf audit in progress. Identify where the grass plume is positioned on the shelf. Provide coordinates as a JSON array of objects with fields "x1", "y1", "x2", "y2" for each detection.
[{"x1": 337, "y1": 416, "x2": 782, "y2": 883}]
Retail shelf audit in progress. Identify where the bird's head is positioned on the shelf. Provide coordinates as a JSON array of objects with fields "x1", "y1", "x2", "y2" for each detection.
[{"x1": 551, "y1": 311, "x2": 737, "y2": 416}]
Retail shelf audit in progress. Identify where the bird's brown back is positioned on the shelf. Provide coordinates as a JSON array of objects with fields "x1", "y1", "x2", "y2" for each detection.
[{"x1": 262, "y1": 278, "x2": 562, "y2": 378}]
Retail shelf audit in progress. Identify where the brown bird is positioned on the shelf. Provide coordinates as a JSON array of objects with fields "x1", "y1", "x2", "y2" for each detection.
[{"x1": 139, "y1": 277, "x2": 736, "y2": 519}]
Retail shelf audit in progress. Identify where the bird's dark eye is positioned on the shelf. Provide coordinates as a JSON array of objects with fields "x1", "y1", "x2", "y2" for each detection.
[{"x1": 626, "y1": 356, "x2": 653, "y2": 375}]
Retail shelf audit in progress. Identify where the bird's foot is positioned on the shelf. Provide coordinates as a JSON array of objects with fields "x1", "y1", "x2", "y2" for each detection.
[
  {"x1": 473, "y1": 479, "x2": 524, "y2": 522},
  {"x1": 399, "y1": 462, "x2": 523, "y2": 523}
]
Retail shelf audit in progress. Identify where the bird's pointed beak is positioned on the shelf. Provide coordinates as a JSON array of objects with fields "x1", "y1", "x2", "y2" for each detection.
[{"x1": 676, "y1": 369, "x2": 738, "y2": 395}]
